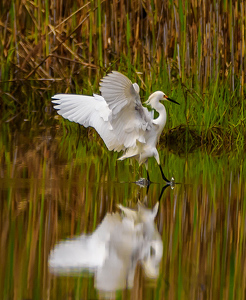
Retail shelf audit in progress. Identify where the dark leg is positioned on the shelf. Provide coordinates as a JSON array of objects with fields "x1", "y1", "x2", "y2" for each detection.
[
  {"x1": 159, "y1": 165, "x2": 170, "y2": 183},
  {"x1": 134, "y1": 163, "x2": 151, "y2": 187},
  {"x1": 146, "y1": 176, "x2": 150, "y2": 194},
  {"x1": 147, "y1": 170, "x2": 151, "y2": 182},
  {"x1": 145, "y1": 161, "x2": 151, "y2": 185},
  {"x1": 159, "y1": 184, "x2": 170, "y2": 201}
]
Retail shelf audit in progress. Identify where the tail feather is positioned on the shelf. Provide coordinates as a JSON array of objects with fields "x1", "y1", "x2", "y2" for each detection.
[{"x1": 118, "y1": 148, "x2": 139, "y2": 161}]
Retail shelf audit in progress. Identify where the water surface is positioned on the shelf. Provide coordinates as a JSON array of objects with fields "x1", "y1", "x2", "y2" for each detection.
[{"x1": 0, "y1": 125, "x2": 245, "y2": 299}]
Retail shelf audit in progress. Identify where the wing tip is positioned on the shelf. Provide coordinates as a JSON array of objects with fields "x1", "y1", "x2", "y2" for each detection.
[
  {"x1": 51, "y1": 98, "x2": 61, "y2": 105},
  {"x1": 51, "y1": 94, "x2": 61, "y2": 102}
]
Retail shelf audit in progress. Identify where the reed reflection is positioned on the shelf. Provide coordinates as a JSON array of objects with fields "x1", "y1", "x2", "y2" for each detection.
[{"x1": 49, "y1": 201, "x2": 163, "y2": 293}]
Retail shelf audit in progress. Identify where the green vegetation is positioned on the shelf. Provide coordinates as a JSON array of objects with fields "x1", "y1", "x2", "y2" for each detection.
[
  {"x1": 1, "y1": 2, "x2": 246, "y2": 299},
  {"x1": 0, "y1": 0, "x2": 245, "y2": 149}
]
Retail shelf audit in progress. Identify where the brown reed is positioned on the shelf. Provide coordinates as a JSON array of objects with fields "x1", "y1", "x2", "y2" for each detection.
[{"x1": 0, "y1": 0, "x2": 245, "y2": 96}]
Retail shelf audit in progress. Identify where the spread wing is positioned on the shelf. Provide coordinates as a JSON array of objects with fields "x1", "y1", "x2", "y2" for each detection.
[
  {"x1": 51, "y1": 94, "x2": 119, "y2": 151},
  {"x1": 99, "y1": 71, "x2": 153, "y2": 148},
  {"x1": 52, "y1": 71, "x2": 153, "y2": 153}
]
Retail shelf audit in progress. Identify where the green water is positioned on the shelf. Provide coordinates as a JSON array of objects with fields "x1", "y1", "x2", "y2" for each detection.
[{"x1": 0, "y1": 125, "x2": 245, "y2": 300}]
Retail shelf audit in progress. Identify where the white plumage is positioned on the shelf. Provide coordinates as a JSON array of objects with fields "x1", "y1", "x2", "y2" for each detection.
[
  {"x1": 52, "y1": 71, "x2": 179, "y2": 182},
  {"x1": 48, "y1": 202, "x2": 163, "y2": 291}
]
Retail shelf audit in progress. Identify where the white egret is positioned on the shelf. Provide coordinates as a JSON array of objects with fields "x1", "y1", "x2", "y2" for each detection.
[
  {"x1": 49, "y1": 202, "x2": 163, "y2": 288},
  {"x1": 51, "y1": 71, "x2": 179, "y2": 183}
]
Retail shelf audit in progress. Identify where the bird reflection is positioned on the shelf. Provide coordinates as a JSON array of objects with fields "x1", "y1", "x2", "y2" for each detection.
[{"x1": 49, "y1": 202, "x2": 163, "y2": 293}]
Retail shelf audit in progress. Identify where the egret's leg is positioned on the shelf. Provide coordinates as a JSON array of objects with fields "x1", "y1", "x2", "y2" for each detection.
[
  {"x1": 145, "y1": 161, "x2": 151, "y2": 184},
  {"x1": 159, "y1": 165, "x2": 170, "y2": 183},
  {"x1": 147, "y1": 170, "x2": 150, "y2": 182},
  {"x1": 154, "y1": 152, "x2": 170, "y2": 183},
  {"x1": 158, "y1": 184, "x2": 170, "y2": 201}
]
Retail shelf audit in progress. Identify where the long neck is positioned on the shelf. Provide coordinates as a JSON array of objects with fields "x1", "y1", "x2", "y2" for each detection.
[{"x1": 153, "y1": 102, "x2": 167, "y2": 133}]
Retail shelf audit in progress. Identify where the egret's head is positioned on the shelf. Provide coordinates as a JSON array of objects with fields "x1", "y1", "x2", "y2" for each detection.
[{"x1": 145, "y1": 91, "x2": 179, "y2": 108}]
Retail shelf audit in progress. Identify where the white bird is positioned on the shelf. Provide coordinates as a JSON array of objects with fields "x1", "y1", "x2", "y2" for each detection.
[
  {"x1": 49, "y1": 202, "x2": 163, "y2": 291},
  {"x1": 51, "y1": 71, "x2": 179, "y2": 183}
]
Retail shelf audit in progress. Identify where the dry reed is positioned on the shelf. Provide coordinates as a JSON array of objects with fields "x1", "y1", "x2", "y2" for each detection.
[{"x1": 0, "y1": 0, "x2": 245, "y2": 95}]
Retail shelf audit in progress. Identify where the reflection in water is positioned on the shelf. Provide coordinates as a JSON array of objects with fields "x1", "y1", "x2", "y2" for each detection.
[
  {"x1": 49, "y1": 202, "x2": 163, "y2": 293},
  {"x1": 1, "y1": 127, "x2": 246, "y2": 299}
]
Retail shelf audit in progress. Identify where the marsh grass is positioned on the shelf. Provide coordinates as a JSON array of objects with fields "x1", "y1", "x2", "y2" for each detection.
[{"x1": 0, "y1": 0, "x2": 245, "y2": 144}]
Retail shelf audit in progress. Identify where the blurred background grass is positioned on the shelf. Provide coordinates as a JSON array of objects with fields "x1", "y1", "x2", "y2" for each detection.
[{"x1": 0, "y1": 0, "x2": 245, "y2": 148}]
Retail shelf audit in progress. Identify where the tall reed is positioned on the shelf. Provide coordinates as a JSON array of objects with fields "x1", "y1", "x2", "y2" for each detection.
[
  {"x1": 0, "y1": 0, "x2": 245, "y2": 140},
  {"x1": 1, "y1": 0, "x2": 245, "y2": 86}
]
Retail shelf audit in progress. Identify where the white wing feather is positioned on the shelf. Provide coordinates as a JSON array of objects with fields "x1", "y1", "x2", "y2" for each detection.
[
  {"x1": 99, "y1": 71, "x2": 152, "y2": 148},
  {"x1": 52, "y1": 71, "x2": 153, "y2": 154},
  {"x1": 52, "y1": 94, "x2": 122, "y2": 151},
  {"x1": 99, "y1": 71, "x2": 136, "y2": 116}
]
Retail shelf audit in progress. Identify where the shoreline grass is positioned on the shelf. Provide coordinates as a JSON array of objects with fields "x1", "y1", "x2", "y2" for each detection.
[{"x1": 0, "y1": 0, "x2": 245, "y2": 147}]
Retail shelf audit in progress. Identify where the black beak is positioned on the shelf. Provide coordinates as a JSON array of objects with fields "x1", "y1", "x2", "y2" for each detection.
[{"x1": 165, "y1": 96, "x2": 180, "y2": 105}]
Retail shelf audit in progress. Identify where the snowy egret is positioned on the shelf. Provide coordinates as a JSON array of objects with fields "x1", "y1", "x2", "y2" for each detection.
[{"x1": 52, "y1": 71, "x2": 179, "y2": 183}]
